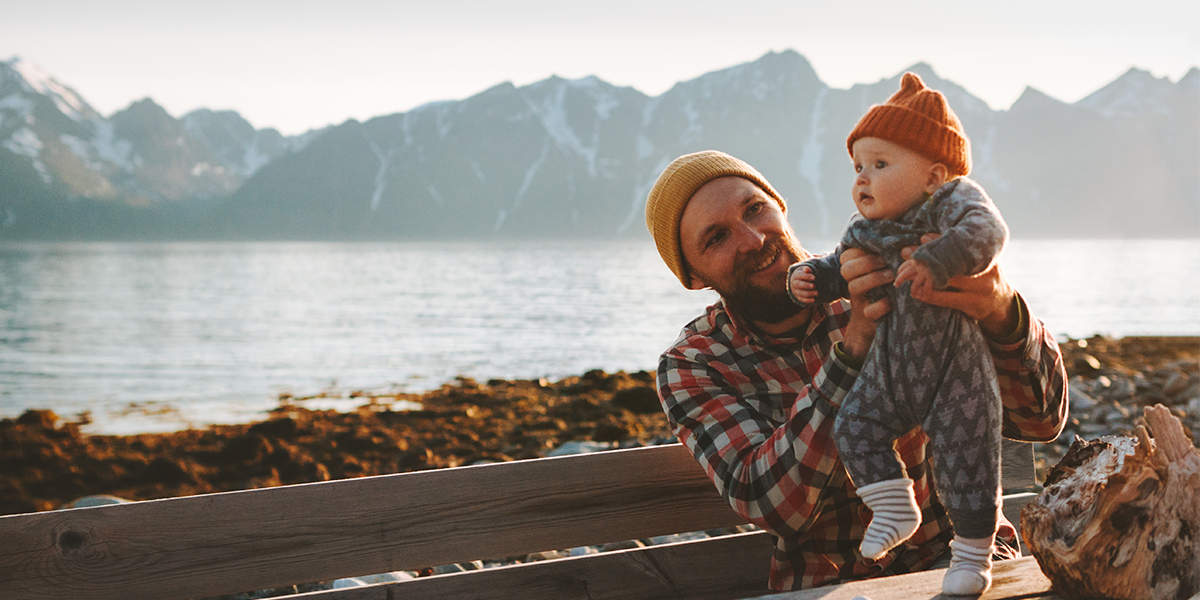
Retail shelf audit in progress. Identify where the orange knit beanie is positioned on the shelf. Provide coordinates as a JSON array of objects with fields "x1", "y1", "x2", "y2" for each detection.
[
  {"x1": 846, "y1": 72, "x2": 971, "y2": 178},
  {"x1": 645, "y1": 150, "x2": 786, "y2": 288}
]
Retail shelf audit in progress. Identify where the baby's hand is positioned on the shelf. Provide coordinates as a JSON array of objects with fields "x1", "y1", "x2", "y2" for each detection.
[
  {"x1": 788, "y1": 264, "x2": 818, "y2": 304},
  {"x1": 895, "y1": 258, "x2": 935, "y2": 298}
]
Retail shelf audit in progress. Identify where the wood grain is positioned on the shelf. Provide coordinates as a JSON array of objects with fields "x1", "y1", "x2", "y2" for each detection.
[
  {"x1": 0, "y1": 444, "x2": 742, "y2": 600},
  {"x1": 759, "y1": 556, "x2": 1059, "y2": 600},
  {"x1": 0, "y1": 440, "x2": 1039, "y2": 600},
  {"x1": 297, "y1": 531, "x2": 775, "y2": 600}
]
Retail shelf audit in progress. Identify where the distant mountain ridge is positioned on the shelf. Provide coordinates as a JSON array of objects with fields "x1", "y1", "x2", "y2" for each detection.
[{"x1": 1, "y1": 51, "x2": 1196, "y2": 240}]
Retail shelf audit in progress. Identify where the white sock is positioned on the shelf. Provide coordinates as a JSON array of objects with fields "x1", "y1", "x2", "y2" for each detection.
[
  {"x1": 942, "y1": 537, "x2": 994, "y2": 595},
  {"x1": 855, "y1": 478, "x2": 921, "y2": 560}
]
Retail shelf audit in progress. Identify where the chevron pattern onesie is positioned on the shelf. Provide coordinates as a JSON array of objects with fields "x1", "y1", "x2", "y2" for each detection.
[{"x1": 789, "y1": 177, "x2": 1009, "y2": 539}]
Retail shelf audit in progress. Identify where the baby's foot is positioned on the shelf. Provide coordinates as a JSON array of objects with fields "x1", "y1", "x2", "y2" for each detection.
[
  {"x1": 942, "y1": 537, "x2": 993, "y2": 595},
  {"x1": 855, "y1": 478, "x2": 921, "y2": 560}
]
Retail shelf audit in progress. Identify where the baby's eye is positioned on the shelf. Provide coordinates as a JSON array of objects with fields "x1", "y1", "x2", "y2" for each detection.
[
  {"x1": 854, "y1": 164, "x2": 863, "y2": 173},
  {"x1": 875, "y1": 160, "x2": 887, "y2": 169}
]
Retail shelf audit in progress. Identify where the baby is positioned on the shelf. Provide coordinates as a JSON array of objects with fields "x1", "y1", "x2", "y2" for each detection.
[{"x1": 788, "y1": 73, "x2": 1008, "y2": 596}]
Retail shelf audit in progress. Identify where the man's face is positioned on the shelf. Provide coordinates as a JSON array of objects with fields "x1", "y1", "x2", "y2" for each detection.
[{"x1": 678, "y1": 176, "x2": 809, "y2": 324}]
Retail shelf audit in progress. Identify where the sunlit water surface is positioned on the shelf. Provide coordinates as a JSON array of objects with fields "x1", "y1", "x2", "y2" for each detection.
[{"x1": 1, "y1": 239, "x2": 1196, "y2": 434}]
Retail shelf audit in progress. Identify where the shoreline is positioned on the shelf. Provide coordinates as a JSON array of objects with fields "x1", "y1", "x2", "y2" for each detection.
[{"x1": 2, "y1": 335, "x2": 1196, "y2": 517}]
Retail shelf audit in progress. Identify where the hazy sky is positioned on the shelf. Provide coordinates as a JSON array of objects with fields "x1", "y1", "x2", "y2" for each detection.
[{"x1": 3, "y1": 0, "x2": 1197, "y2": 135}]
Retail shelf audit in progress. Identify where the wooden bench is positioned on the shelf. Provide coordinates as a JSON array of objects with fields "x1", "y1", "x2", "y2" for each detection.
[{"x1": 0, "y1": 440, "x2": 1043, "y2": 600}]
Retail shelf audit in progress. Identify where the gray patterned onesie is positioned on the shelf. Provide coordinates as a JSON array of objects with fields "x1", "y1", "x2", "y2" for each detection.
[{"x1": 788, "y1": 177, "x2": 1009, "y2": 539}]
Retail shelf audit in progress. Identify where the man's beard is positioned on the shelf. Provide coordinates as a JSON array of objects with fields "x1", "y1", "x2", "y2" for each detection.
[{"x1": 720, "y1": 234, "x2": 811, "y2": 325}]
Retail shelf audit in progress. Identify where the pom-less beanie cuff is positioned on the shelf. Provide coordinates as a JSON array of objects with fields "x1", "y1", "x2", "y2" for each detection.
[
  {"x1": 847, "y1": 72, "x2": 972, "y2": 178},
  {"x1": 644, "y1": 151, "x2": 786, "y2": 288}
]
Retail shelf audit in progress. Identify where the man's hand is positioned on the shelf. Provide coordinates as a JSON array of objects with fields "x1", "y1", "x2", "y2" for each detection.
[
  {"x1": 839, "y1": 247, "x2": 893, "y2": 360},
  {"x1": 901, "y1": 234, "x2": 1021, "y2": 338}
]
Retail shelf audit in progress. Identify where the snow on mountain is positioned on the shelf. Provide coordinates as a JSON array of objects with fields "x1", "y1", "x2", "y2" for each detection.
[
  {"x1": 1077, "y1": 67, "x2": 1179, "y2": 117},
  {"x1": 6, "y1": 57, "x2": 95, "y2": 123},
  {"x1": 1, "y1": 51, "x2": 1196, "y2": 240},
  {"x1": 0, "y1": 57, "x2": 303, "y2": 209}
]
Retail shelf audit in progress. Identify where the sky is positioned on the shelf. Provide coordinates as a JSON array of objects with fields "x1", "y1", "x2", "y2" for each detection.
[{"x1": 2, "y1": 0, "x2": 1197, "y2": 136}]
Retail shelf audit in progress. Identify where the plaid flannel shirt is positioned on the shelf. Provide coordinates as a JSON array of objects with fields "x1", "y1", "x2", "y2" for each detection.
[{"x1": 657, "y1": 297, "x2": 1067, "y2": 591}]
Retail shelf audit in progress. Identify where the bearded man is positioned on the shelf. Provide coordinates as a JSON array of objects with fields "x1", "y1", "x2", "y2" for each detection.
[{"x1": 644, "y1": 150, "x2": 1067, "y2": 591}]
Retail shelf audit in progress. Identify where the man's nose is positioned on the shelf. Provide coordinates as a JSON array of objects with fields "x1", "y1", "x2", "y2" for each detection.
[{"x1": 735, "y1": 221, "x2": 767, "y2": 253}]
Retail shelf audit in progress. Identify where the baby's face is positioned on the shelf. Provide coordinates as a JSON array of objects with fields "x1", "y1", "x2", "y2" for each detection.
[{"x1": 850, "y1": 137, "x2": 941, "y2": 221}]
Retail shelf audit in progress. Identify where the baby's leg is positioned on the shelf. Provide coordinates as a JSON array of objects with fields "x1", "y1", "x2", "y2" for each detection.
[
  {"x1": 851, "y1": 477, "x2": 921, "y2": 561},
  {"x1": 921, "y1": 325, "x2": 1002, "y2": 595},
  {"x1": 834, "y1": 333, "x2": 920, "y2": 561},
  {"x1": 943, "y1": 536, "x2": 995, "y2": 595},
  {"x1": 923, "y1": 353, "x2": 1001, "y2": 541}
]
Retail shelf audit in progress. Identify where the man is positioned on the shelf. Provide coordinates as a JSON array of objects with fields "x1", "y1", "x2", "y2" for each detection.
[{"x1": 644, "y1": 150, "x2": 1067, "y2": 591}]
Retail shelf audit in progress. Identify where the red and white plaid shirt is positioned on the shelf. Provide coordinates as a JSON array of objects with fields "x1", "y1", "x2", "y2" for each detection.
[{"x1": 656, "y1": 297, "x2": 1067, "y2": 590}]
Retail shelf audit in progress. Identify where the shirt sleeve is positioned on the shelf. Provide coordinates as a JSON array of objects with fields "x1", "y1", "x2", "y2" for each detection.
[
  {"x1": 656, "y1": 334, "x2": 859, "y2": 538},
  {"x1": 989, "y1": 294, "x2": 1069, "y2": 442}
]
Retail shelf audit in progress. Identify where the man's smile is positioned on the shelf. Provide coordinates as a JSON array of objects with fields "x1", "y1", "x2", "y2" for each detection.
[{"x1": 748, "y1": 246, "x2": 780, "y2": 274}]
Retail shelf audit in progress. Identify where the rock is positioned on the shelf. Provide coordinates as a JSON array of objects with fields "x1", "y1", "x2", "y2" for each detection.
[
  {"x1": 1189, "y1": 397, "x2": 1200, "y2": 418},
  {"x1": 1079, "y1": 353, "x2": 1102, "y2": 371},
  {"x1": 431, "y1": 560, "x2": 483, "y2": 575},
  {"x1": 547, "y1": 441, "x2": 616, "y2": 456},
  {"x1": 1068, "y1": 383, "x2": 1098, "y2": 411},
  {"x1": 62, "y1": 495, "x2": 130, "y2": 509},
  {"x1": 611, "y1": 386, "x2": 662, "y2": 414},
  {"x1": 1162, "y1": 371, "x2": 1189, "y2": 398}
]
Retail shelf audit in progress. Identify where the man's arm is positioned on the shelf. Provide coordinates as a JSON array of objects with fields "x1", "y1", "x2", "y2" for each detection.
[
  {"x1": 902, "y1": 242, "x2": 1068, "y2": 441},
  {"x1": 987, "y1": 293, "x2": 1069, "y2": 441},
  {"x1": 656, "y1": 312, "x2": 858, "y2": 537}
]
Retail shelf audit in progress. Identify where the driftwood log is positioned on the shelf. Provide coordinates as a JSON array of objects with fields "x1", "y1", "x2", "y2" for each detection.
[{"x1": 1021, "y1": 404, "x2": 1200, "y2": 600}]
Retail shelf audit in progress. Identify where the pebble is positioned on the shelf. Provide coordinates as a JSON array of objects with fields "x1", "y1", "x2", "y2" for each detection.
[{"x1": 1040, "y1": 339, "x2": 1199, "y2": 473}]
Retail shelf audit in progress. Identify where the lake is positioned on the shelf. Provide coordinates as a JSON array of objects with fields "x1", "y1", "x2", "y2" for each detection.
[{"x1": 2, "y1": 238, "x2": 1197, "y2": 434}]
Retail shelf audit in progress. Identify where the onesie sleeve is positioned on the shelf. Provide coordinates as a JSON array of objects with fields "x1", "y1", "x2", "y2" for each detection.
[
  {"x1": 911, "y1": 178, "x2": 1009, "y2": 288},
  {"x1": 656, "y1": 314, "x2": 858, "y2": 538}
]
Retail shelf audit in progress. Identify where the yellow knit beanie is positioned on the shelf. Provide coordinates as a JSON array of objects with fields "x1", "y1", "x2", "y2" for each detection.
[
  {"x1": 846, "y1": 72, "x2": 972, "y2": 178},
  {"x1": 644, "y1": 150, "x2": 786, "y2": 288}
]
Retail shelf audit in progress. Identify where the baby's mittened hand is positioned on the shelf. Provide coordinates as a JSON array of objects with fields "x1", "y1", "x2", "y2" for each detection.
[{"x1": 788, "y1": 264, "x2": 819, "y2": 305}]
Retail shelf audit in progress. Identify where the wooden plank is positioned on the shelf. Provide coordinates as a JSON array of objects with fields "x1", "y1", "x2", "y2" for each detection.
[
  {"x1": 0, "y1": 444, "x2": 745, "y2": 600},
  {"x1": 293, "y1": 530, "x2": 776, "y2": 600},
  {"x1": 288, "y1": 490, "x2": 1038, "y2": 600},
  {"x1": 1001, "y1": 439, "x2": 1037, "y2": 492},
  {"x1": 0, "y1": 440, "x2": 1041, "y2": 600},
  {"x1": 757, "y1": 556, "x2": 1061, "y2": 600}
]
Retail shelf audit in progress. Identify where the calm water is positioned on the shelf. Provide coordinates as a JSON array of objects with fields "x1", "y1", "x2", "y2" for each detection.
[{"x1": 2, "y1": 239, "x2": 1197, "y2": 434}]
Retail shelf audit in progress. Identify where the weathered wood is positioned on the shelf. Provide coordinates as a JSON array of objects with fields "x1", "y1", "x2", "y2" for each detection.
[
  {"x1": 0, "y1": 439, "x2": 1038, "y2": 600},
  {"x1": 296, "y1": 530, "x2": 775, "y2": 600},
  {"x1": 1020, "y1": 404, "x2": 1200, "y2": 600},
  {"x1": 755, "y1": 556, "x2": 1060, "y2": 600},
  {"x1": 0, "y1": 444, "x2": 744, "y2": 600},
  {"x1": 1001, "y1": 437, "x2": 1037, "y2": 492}
]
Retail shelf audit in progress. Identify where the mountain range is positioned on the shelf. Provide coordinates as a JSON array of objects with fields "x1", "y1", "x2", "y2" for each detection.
[{"x1": 1, "y1": 51, "x2": 1196, "y2": 240}]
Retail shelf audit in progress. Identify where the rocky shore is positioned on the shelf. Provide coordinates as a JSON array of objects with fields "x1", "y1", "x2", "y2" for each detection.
[{"x1": 2, "y1": 336, "x2": 1197, "y2": 519}]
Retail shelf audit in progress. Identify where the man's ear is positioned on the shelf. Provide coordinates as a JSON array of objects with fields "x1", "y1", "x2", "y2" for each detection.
[{"x1": 925, "y1": 163, "x2": 950, "y2": 194}]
